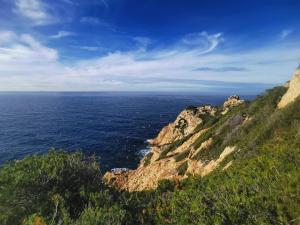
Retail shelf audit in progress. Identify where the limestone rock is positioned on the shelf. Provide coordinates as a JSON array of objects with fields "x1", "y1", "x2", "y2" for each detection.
[
  {"x1": 222, "y1": 95, "x2": 244, "y2": 114},
  {"x1": 149, "y1": 105, "x2": 216, "y2": 146},
  {"x1": 278, "y1": 67, "x2": 300, "y2": 108}
]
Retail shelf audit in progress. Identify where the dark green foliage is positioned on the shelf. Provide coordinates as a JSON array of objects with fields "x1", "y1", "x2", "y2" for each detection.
[
  {"x1": 0, "y1": 86, "x2": 299, "y2": 225},
  {"x1": 192, "y1": 128, "x2": 214, "y2": 150},
  {"x1": 157, "y1": 179, "x2": 176, "y2": 192},
  {"x1": 143, "y1": 152, "x2": 153, "y2": 166},
  {"x1": 176, "y1": 161, "x2": 188, "y2": 175},
  {"x1": 192, "y1": 87, "x2": 286, "y2": 162},
  {"x1": 174, "y1": 149, "x2": 190, "y2": 162},
  {"x1": 193, "y1": 113, "x2": 219, "y2": 133},
  {"x1": 72, "y1": 205, "x2": 126, "y2": 225},
  {"x1": 0, "y1": 150, "x2": 103, "y2": 225}
]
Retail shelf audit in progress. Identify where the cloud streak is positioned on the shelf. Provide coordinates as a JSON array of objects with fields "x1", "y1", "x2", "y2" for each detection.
[
  {"x1": 280, "y1": 29, "x2": 293, "y2": 39},
  {"x1": 50, "y1": 31, "x2": 75, "y2": 39},
  {"x1": 195, "y1": 67, "x2": 249, "y2": 72},
  {"x1": 15, "y1": 0, "x2": 56, "y2": 25}
]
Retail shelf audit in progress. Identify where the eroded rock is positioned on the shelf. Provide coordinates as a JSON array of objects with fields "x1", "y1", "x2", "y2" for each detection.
[
  {"x1": 278, "y1": 67, "x2": 300, "y2": 108},
  {"x1": 222, "y1": 95, "x2": 244, "y2": 114}
]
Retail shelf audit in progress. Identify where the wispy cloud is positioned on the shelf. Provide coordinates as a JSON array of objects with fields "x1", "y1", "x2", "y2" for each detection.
[
  {"x1": 61, "y1": 0, "x2": 74, "y2": 4},
  {"x1": 79, "y1": 17, "x2": 116, "y2": 31},
  {"x1": 195, "y1": 67, "x2": 249, "y2": 72},
  {"x1": 80, "y1": 17, "x2": 106, "y2": 25},
  {"x1": 181, "y1": 32, "x2": 224, "y2": 54},
  {"x1": 0, "y1": 31, "x2": 16, "y2": 44},
  {"x1": 0, "y1": 31, "x2": 57, "y2": 64},
  {"x1": 0, "y1": 30, "x2": 299, "y2": 91},
  {"x1": 78, "y1": 46, "x2": 101, "y2": 51},
  {"x1": 50, "y1": 31, "x2": 75, "y2": 39},
  {"x1": 14, "y1": 0, "x2": 56, "y2": 25},
  {"x1": 280, "y1": 29, "x2": 293, "y2": 39},
  {"x1": 101, "y1": 0, "x2": 109, "y2": 8},
  {"x1": 133, "y1": 37, "x2": 152, "y2": 49}
]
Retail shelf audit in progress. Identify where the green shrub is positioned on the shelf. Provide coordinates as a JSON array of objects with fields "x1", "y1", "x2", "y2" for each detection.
[
  {"x1": 177, "y1": 161, "x2": 188, "y2": 175},
  {"x1": 157, "y1": 135, "x2": 192, "y2": 160},
  {"x1": 0, "y1": 150, "x2": 102, "y2": 225},
  {"x1": 73, "y1": 205, "x2": 126, "y2": 225},
  {"x1": 174, "y1": 149, "x2": 190, "y2": 162},
  {"x1": 143, "y1": 152, "x2": 153, "y2": 166}
]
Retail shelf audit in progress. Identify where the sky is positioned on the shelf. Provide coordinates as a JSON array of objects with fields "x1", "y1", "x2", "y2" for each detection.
[{"x1": 0, "y1": 0, "x2": 299, "y2": 93}]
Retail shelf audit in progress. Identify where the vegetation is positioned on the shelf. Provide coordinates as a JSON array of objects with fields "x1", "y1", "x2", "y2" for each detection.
[
  {"x1": 143, "y1": 152, "x2": 153, "y2": 166},
  {"x1": 157, "y1": 134, "x2": 192, "y2": 160},
  {"x1": 0, "y1": 86, "x2": 299, "y2": 224},
  {"x1": 174, "y1": 149, "x2": 190, "y2": 162},
  {"x1": 176, "y1": 161, "x2": 188, "y2": 175}
]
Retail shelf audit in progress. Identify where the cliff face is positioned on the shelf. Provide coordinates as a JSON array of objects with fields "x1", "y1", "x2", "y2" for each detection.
[
  {"x1": 149, "y1": 105, "x2": 217, "y2": 146},
  {"x1": 278, "y1": 67, "x2": 300, "y2": 108},
  {"x1": 104, "y1": 96, "x2": 244, "y2": 191},
  {"x1": 104, "y1": 67, "x2": 300, "y2": 192}
]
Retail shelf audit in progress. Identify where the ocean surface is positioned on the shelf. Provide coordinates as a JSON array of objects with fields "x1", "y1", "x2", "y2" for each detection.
[{"x1": 0, "y1": 92, "x2": 254, "y2": 171}]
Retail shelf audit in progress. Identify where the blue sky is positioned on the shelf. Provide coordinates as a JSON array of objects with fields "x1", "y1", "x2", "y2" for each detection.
[{"x1": 0, "y1": 0, "x2": 299, "y2": 92}]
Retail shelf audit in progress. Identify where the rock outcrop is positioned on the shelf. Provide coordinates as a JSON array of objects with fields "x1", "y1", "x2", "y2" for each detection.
[
  {"x1": 149, "y1": 105, "x2": 216, "y2": 146},
  {"x1": 104, "y1": 99, "x2": 245, "y2": 192},
  {"x1": 104, "y1": 67, "x2": 300, "y2": 192},
  {"x1": 278, "y1": 66, "x2": 300, "y2": 108},
  {"x1": 222, "y1": 95, "x2": 244, "y2": 114}
]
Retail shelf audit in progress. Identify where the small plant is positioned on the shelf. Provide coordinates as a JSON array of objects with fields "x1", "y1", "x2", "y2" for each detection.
[
  {"x1": 157, "y1": 135, "x2": 192, "y2": 160},
  {"x1": 143, "y1": 152, "x2": 153, "y2": 166},
  {"x1": 177, "y1": 161, "x2": 188, "y2": 175},
  {"x1": 174, "y1": 149, "x2": 191, "y2": 162}
]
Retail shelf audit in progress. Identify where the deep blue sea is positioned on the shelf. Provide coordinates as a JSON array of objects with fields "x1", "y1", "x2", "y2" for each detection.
[{"x1": 0, "y1": 92, "x2": 254, "y2": 171}]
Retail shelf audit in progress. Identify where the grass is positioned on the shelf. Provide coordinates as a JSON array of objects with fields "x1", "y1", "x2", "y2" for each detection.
[
  {"x1": 157, "y1": 134, "x2": 192, "y2": 160},
  {"x1": 177, "y1": 161, "x2": 188, "y2": 175},
  {"x1": 174, "y1": 149, "x2": 191, "y2": 162},
  {"x1": 143, "y1": 152, "x2": 153, "y2": 167}
]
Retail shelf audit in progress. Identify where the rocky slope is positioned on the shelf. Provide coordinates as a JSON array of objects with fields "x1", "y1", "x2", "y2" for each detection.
[
  {"x1": 104, "y1": 66, "x2": 300, "y2": 192},
  {"x1": 278, "y1": 66, "x2": 300, "y2": 108},
  {"x1": 104, "y1": 96, "x2": 245, "y2": 191}
]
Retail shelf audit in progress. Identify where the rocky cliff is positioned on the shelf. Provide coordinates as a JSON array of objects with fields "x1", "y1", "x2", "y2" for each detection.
[
  {"x1": 104, "y1": 96, "x2": 245, "y2": 191},
  {"x1": 278, "y1": 66, "x2": 300, "y2": 108},
  {"x1": 104, "y1": 66, "x2": 300, "y2": 192}
]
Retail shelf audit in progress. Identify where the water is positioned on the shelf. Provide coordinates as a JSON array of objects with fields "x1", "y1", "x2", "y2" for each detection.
[{"x1": 0, "y1": 92, "x2": 253, "y2": 171}]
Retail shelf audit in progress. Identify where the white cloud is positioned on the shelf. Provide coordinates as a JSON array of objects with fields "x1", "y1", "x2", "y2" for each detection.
[
  {"x1": 280, "y1": 29, "x2": 293, "y2": 39},
  {"x1": 50, "y1": 31, "x2": 75, "y2": 39},
  {"x1": 78, "y1": 46, "x2": 101, "y2": 51},
  {"x1": 0, "y1": 30, "x2": 299, "y2": 91},
  {"x1": 79, "y1": 17, "x2": 116, "y2": 31},
  {"x1": 133, "y1": 37, "x2": 152, "y2": 49},
  {"x1": 0, "y1": 31, "x2": 58, "y2": 73},
  {"x1": 15, "y1": 0, "x2": 56, "y2": 25},
  {"x1": 182, "y1": 32, "x2": 224, "y2": 54},
  {"x1": 0, "y1": 31, "x2": 16, "y2": 44}
]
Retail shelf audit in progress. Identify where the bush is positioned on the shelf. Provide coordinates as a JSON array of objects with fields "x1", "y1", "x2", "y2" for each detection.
[
  {"x1": 177, "y1": 161, "x2": 188, "y2": 175},
  {"x1": 0, "y1": 150, "x2": 102, "y2": 225},
  {"x1": 157, "y1": 135, "x2": 192, "y2": 160},
  {"x1": 174, "y1": 149, "x2": 190, "y2": 162},
  {"x1": 143, "y1": 152, "x2": 153, "y2": 166}
]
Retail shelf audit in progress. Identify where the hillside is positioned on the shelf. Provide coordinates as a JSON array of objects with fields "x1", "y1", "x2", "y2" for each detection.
[
  {"x1": 103, "y1": 67, "x2": 300, "y2": 192},
  {"x1": 0, "y1": 67, "x2": 299, "y2": 224}
]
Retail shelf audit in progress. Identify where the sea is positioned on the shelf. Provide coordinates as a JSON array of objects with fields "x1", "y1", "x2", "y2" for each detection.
[{"x1": 0, "y1": 92, "x2": 254, "y2": 171}]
